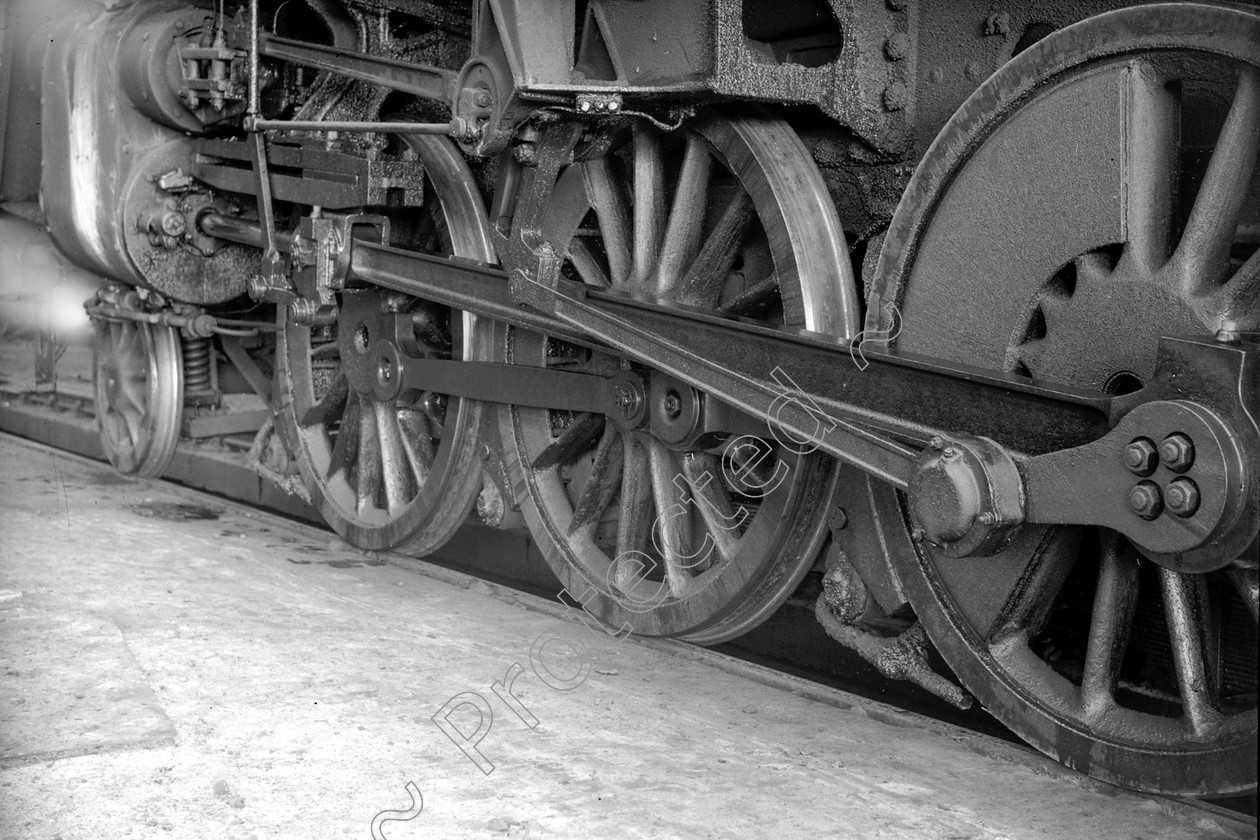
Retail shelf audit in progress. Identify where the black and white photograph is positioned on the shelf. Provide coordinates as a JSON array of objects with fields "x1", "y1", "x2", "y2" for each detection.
[{"x1": 0, "y1": 0, "x2": 1256, "y2": 836}]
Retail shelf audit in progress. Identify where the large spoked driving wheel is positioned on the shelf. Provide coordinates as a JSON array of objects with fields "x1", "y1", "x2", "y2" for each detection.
[
  {"x1": 276, "y1": 135, "x2": 495, "y2": 553},
  {"x1": 93, "y1": 309, "x2": 183, "y2": 478},
  {"x1": 500, "y1": 108, "x2": 860, "y2": 643},
  {"x1": 869, "y1": 5, "x2": 1258, "y2": 795}
]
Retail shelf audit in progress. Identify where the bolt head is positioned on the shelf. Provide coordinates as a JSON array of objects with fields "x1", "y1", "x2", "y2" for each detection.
[
  {"x1": 1128, "y1": 481, "x2": 1164, "y2": 520},
  {"x1": 882, "y1": 82, "x2": 909, "y2": 111},
  {"x1": 884, "y1": 33, "x2": 911, "y2": 61},
  {"x1": 1124, "y1": 438, "x2": 1158, "y2": 476},
  {"x1": 1159, "y1": 433, "x2": 1195, "y2": 473},
  {"x1": 662, "y1": 391, "x2": 682, "y2": 420},
  {"x1": 1165, "y1": 477, "x2": 1200, "y2": 517},
  {"x1": 579, "y1": 99, "x2": 592, "y2": 112}
]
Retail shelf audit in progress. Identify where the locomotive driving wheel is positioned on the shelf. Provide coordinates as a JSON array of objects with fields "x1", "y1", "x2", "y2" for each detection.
[
  {"x1": 499, "y1": 108, "x2": 860, "y2": 643},
  {"x1": 276, "y1": 134, "x2": 495, "y2": 553},
  {"x1": 92, "y1": 290, "x2": 183, "y2": 478},
  {"x1": 869, "y1": 4, "x2": 1259, "y2": 795}
]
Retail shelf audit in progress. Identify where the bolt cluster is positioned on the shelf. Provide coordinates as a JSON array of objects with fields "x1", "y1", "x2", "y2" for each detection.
[{"x1": 1124, "y1": 433, "x2": 1201, "y2": 520}]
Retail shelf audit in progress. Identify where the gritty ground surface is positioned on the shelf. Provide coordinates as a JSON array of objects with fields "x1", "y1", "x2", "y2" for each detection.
[{"x1": 0, "y1": 434, "x2": 1251, "y2": 840}]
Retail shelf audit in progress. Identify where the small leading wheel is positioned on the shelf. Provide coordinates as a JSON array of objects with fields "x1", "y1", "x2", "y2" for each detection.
[
  {"x1": 499, "y1": 108, "x2": 860, "y2": 643},
  {"x1": 276, "y1": 134, "x2": 495, "y2": 553},
  {"x1": 92, "y1": 297, "x2": 183, "y2": 478},
  {"x1": 869, "y1": 4, "x2": 1259, "y2": 795}
]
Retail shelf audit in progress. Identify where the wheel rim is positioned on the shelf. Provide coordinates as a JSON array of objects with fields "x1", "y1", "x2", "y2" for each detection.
[
  {"x1": 869, "y1": 4, "x2": 1259, "y2": 795},
  {"x1": 93, "y1": 316, "x2": 183, "y2": 478},
  {"x1": 500, "y1": 108, "x2": 859, "y2": 643},
  {"x1": 276, "y1": 135, "x2": 495, "y2": 553}
]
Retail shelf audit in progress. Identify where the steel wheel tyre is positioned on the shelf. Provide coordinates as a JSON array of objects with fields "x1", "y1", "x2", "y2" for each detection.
[
  {"x1": 868, "y1": 4, "x2": 1259, "y2": 795},
  {"x1": 277, "y1": 135, "x2": 495, "y2": 553},
  {"x1": 93, "y1": 316, "x2": 183, "y2": 478},
  {"x1": 500, "y1": 108, "x2": 860, "y2": 643}
]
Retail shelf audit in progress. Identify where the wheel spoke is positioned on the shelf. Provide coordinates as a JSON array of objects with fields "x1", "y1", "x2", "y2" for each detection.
[
  {"x1": 581, "y1": 158, "x2": 633, "y2": 288},
  {"x1": 397, "y1": 407, "x2": 434, "y2": 482},
  {"x1": 568, "y1": 238, "x2": 611, "y2": 288},
  {"x1": 102, "y1": 412, "x2": 130, "y2": 452},
  {"x1": 568, "y1": 423, "x2": 624, "y2": 535},
  {"x1": 113, "y1": 323, "x2": 133, "y2": 357},
  {"x1": 375, "y1": 401, "x2": 414, "y2": 511},
  {"x1": 530, "y1": 413, "x2": 606, "y2": 471},
  {"x1": 118, "y1": 373, "x2": 148, "y2": 416},
  {"x1": 613, "y1": 432, "x2": 654, "y2": 569},
  {"x1": 647, "y1": 437, "x2": 694, "y2": 597},
  {"x1": 677, "y1": 192, "x2": 755, "y2": 307},
  {"x1": 631, "y1": 125, "x2": 665, "y2": 289},
  {"x1": 1121, "y1": 60, "x2": 1179, "y2": 274},
  {"x1": 681, "y1": 452, "x2": 743, "y2": 567},
  {"x1": 1079, "y1": 531, "x2": 1140, "y2": 718},
  {"x1": 1170, "y1": 66, "x2": 1260, "y2": 291},
  {"x1": 327, "y1": 393, "x2": 362, "y2": 479},
  {"x1": 1158, "y1": 567, "x2": 1222, "y2": 734},
  {"x1": 1216, "y1": 247, "x2": 1260, "y2": 324},
  {"x1": 356, "y1": 400, "x2": 383, "y2": 512},
  {"x1": 716, "y1": 270, "x2": 777, "y2": 316},
  {"x1": 987, "y1": 529, "x2": 1079, "y2": 645},
  {"x1": 656, "y1": 135, "x2": 712, "y2": 297},
  {"x1": 301, "y1": 373, "x2": 349, "y2": 429},
  {"x1": 116, "y1": 403, "x2": 145, "y2": 450}
]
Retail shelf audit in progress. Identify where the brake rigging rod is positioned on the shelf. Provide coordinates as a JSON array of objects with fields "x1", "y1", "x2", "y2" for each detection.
[{"x1": 242, "y1": 117, "x2": 465, "y2": 135}]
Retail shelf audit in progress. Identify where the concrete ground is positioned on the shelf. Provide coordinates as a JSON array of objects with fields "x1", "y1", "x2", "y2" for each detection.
[{"x1": 0, "y1": 434, "x2": 1252, "y2": 840}]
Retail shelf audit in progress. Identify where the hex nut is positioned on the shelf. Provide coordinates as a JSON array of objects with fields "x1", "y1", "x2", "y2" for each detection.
[
  {"x1": 1124, "y1": 438, "x2": 1158, "y2": 476},
  {"x1": 1159, "y1": 433, "x2": 1195, "y2": 472},
  {"x1": 1165, "y1": 477, "x2": 1200, "y2": 518},
  {"x1": 1128, "y1": 481, "x2": 1163, "y2": 520}
]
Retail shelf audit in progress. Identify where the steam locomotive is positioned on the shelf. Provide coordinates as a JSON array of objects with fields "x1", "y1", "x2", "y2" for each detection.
[{"x1": 1, "y1": 0, "x2": 1255, "y2": 797}]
